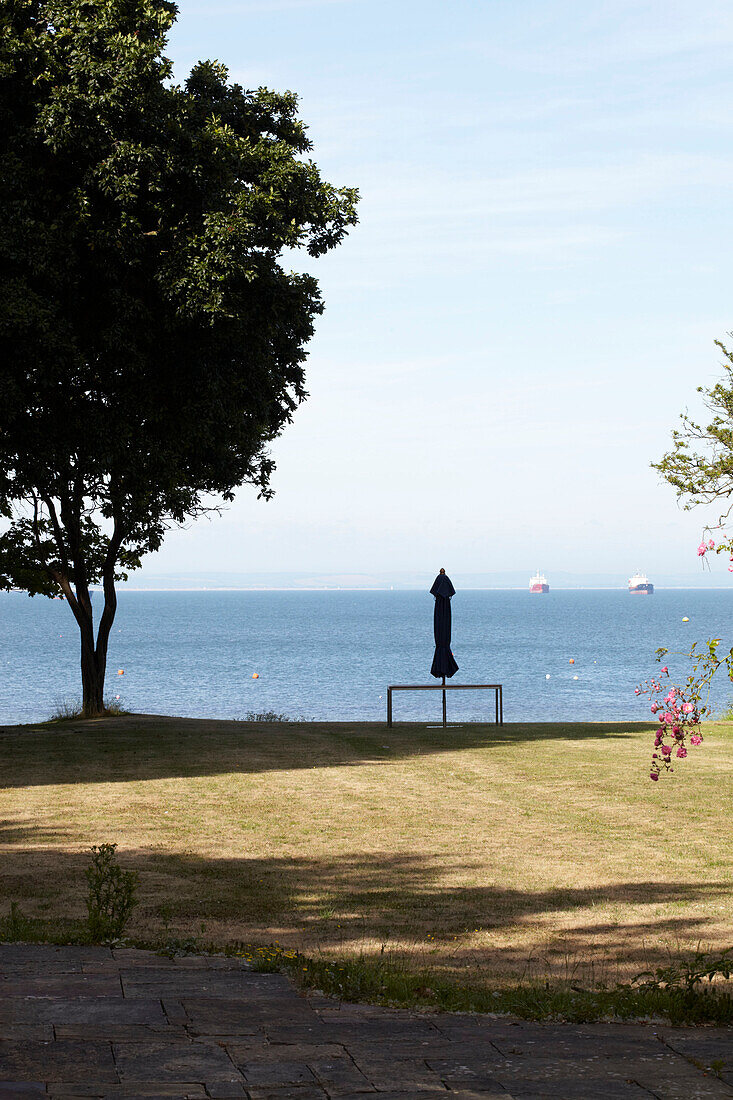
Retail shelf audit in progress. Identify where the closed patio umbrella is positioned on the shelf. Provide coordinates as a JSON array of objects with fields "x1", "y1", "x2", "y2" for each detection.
[{"x1": 430, "y1": 568, "x2": 458, "y2": 726}]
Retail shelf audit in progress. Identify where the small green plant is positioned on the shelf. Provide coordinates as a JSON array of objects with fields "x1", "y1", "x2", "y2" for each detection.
[
  {"x1": 159, "y1": 934, "x2": 201, "y2": 958},
  {"x1": 85, "y1": 843, "x2": 139, "y2": 943},
  {"x1": 229, "y1": 941, "x2": 300, "y2": 972},
  {"x1": 240, "y1": 711, "x2": 290, "y2": 722},
  {"x1": 48, "y1": 696, "x2": 128, "y2": 722},
  {"x1": 0, "y1": 902, "x2": 36, "y2": 941},
  {"x1": 633, "y1": 948, "x2": 733, "y2": 993},
  {"x1": 104, "y1": 695, "x2": 128, "y2": 716},
  {"x1": 49, "y1": 697, "x2": 83, "y2": 721}
]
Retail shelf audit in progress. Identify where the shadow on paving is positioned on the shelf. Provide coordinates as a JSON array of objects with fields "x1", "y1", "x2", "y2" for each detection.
[
  {"x1": 1, "y1": 841, "x2": 728, "y2": 970},
  {"x1": 0, "y1": 944, "x2": 731, "y2": 1099},
  {"x1": 0, "y1": 715, "x2": 653, "y2": 787}
]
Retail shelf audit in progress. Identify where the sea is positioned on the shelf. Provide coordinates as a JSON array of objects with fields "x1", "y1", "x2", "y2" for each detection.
[{"x1": 1, "y1": 588, "x2": 733, "y2": 726}]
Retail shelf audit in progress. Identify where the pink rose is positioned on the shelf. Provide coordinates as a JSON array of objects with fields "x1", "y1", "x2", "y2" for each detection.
[
  {"x1": 650, "y1": 702, "x2": 659, "y2": 713},
  {"x1": 697, "y1": 543, "x2": 707, "y2": 556},
  {"x1": 690, "y1": 734, "x2": 703, "y2": 746},
  {"x1": 676, "y1": 746, "x2": 687, "y2": 758},
  {"x1": 660, "y1": 744, "x2": 672, "y2": 756}
]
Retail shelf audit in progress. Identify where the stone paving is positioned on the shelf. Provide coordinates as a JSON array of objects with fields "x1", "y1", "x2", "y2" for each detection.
[{"x1": 0, "y1": 945, "x2": 731, "y2": 1099}]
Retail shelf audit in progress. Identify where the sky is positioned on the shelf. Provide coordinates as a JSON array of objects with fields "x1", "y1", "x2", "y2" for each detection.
[{"x1": 141, "y1": 0, "x2": 733, "y2": 581}]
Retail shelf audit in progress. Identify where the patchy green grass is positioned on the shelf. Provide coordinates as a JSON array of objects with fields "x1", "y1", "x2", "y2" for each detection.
[
  {"x1": 1, "y1": 714, "x2": 732, "y2": 1014},
  {"x1": 46, "y1": 697, "x2": 130, "y2": 723},
  {"x1": 287, "y1": 947, "x2": 733, "y2": 1025}
]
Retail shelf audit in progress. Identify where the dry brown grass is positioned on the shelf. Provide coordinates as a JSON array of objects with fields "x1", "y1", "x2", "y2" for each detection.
[{"x1": 1, "y1": 715, "x2": 731, "y2": 985}]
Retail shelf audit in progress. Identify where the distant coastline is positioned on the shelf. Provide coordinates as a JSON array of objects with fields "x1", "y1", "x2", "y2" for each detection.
[
  {"x1": 4, "y1": 570, "x2": 731, "y2": 594},
  {"x1": 108, "y1": 585, "x2": 733, "y2": 592},
  {"x1": 110, "y1": 569, "x2": 733, "y2": 592}
]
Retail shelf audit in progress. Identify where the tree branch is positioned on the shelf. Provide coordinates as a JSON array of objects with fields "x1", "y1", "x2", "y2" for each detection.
[{"x1": 95, "y1": 520, "x2": 125, "y2": 664}]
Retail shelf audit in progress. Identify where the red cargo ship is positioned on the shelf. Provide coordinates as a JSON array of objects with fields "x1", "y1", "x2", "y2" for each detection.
[{"x1": 529, "y1": 570, "x2": 549, "y2": 594}]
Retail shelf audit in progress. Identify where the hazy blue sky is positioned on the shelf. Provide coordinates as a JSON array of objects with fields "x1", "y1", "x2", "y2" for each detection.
[{"x1": 146, "y1": 0, "x2": 733, "y2": 580}]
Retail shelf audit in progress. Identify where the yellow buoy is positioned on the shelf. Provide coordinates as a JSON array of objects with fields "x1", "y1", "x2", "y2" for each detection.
[
  {"x1": 682, "y1": 617, "x2": 690, "y2": 622},
  {"x1": 252, "y1": 672, "x2": 259, "y2": 679},
  {"x1": 117, "y1": 669, "x2": 124, "y2": 676},
  {"x1": 569, "y1": 658, "x2": 575, "y2": 664}
]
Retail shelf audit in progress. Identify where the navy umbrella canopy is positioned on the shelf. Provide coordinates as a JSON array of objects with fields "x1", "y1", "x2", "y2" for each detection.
[{"x1": 430, "y1": 569, "x2": 458, "y2": 679}]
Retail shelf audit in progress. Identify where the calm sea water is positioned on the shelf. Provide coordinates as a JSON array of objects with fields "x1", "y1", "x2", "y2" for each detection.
[{"x1": 1, "y1": 588, "x2": 732, "y2": 725}]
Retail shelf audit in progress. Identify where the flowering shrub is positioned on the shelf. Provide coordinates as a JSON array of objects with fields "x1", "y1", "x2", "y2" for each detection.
[
  {"x1": 636, "y1": 639, "x2": 733, "y2": 780},
  {"x1": 695, "y1": 534, "x2": 733, "y2": 572}
]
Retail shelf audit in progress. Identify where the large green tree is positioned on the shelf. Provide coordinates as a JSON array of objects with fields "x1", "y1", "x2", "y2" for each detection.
[
  {"x1": 0, "y1": 0, "x2": 358, "y2": 715},
  {"x1": 654, "y1": 338, "x2": 733, "y2": 520}
]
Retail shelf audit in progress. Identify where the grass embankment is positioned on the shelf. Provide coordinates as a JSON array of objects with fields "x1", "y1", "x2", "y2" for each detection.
[{"x1": 1, "y1": 715, "x2": 732, "y2": 1020}]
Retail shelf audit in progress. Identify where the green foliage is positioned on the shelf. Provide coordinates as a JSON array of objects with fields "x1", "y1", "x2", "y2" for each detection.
[
  {"x1": 0, "y1": 0, "x2": 358, "y2": 712},
  {"x1": 654, "y1": 338, "x2": 733, "y2": 517},
  {"x1": 634, "y1": 948, "x2": 733, "y2": 994},
  {"x1": 230, "y1": 941, "x2": 299, "y2": 972},
  {"x1": 47, "y1": 696, "x2": 128, "y2": 722},
  {"x1": 0, "y1": 903, "x2": 88, "y2": 944},
  {"x1": 240, "y1": 710, "x2": 291, "y2": 722},
  {"x1": 718, "y1": 699, "x2": 733, "y2": 720},
  {"x1": 655, "y1": 637, "x2": 733, "y2": 711},
  {"x1": 158, "y1": 934, "x2": 202, "y2": 958},
  {"x1": 0, "y1": 901, "x2": 36, "y2": 941},
  {"x1": 48, "y1": 698, "x2": 85, "y2": 722},
  {"x1": 236, "y1": 945, "x2": 733, "y2": 1025},
  {"x1": 85, "y1": 843, "x2": 139, "y2": 942}
]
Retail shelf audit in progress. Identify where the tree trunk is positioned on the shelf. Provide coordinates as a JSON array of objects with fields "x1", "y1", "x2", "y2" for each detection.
[
  {"x1": 81, "y1": 634, "x2": 106, "y2": 717},
  {"x1": 79, "y1": 588, "x2": 117, "y2": 717},
  {"x1": 49, "y1": 510, "x2": 123, "y2": 719}
]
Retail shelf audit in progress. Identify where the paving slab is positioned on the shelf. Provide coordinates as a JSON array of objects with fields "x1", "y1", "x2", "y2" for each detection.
[
  {"x1": 0, "y1": 1023, "x2": 55, "y2": 1041},
  {"x1": 0, "y1": 946, "x2": 113, "y2": 972},
  {"x1": 48, "y1": 1088, "x2": 208, "y2": 1099},
  {"x1": 0, "y1": 1085, "x2": 47, "y2": 1099},
  {"x1": 0, "y1": 944, "x2": 731, "y2": 1098},
  {"x1": 308, "y1": 1054, "x2": 376, "y2": 1094},
  {"x1": 47, "y1": 1088, "x2": 209, "y2": 1098},
  {"x1": 112, "y1": 1038, "x2": 245, "y2": 1091},
  {"x1": 495, "y1": 1080, "x2": 648, "y2": 1098},
  {"x1": 245, "y1": 1088, "x2": 328, "y2": 1100},
  {"x1": 1, "y1": 974, "x2": 123, "y2": 998},
  {"x1": 0, "y1": 1039, "x2": 117, "y2": 1083}
]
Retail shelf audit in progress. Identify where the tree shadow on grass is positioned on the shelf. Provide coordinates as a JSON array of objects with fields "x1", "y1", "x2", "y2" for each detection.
[
  {"x1": 0, "y1": 818, "x2": 74, "y2": 844},
  {"x1": 0, "y1": 716, "x2": 656, "y2": 788},
  {"x1": 0, "y1": 842, "x2": 729, "y2": 977}
]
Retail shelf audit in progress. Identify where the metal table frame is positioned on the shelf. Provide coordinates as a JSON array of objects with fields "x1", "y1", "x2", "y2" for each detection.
[{"x1": 386, "y1": 683, "x2": 503, "y2": 728}]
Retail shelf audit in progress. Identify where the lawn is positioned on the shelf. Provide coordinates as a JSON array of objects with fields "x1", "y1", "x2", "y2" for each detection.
[{"x1": 1, "y1": 715, "x2": 731, "y2": 991}]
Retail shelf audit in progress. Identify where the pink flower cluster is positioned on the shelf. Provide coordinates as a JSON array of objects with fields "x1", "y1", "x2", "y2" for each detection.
[
  {"x1": 696, "y1": 535, "x2": 733, "y2": 572},
  {"x1": 635, "y1": 667, "x2": 705, "y2": 780}
]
